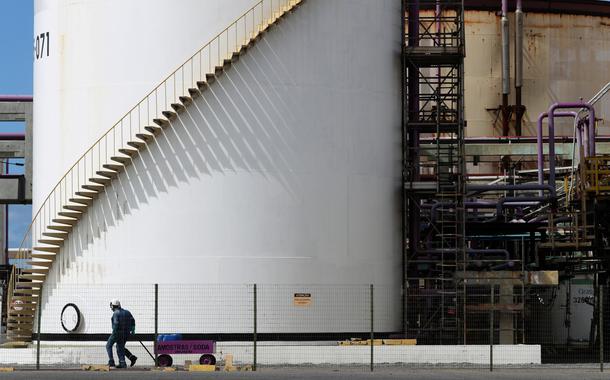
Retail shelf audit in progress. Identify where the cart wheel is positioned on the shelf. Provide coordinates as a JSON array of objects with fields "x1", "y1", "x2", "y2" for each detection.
[
  {"x1": 199, "y1": 354, "x2": 216, "y2": 365},
  {"x1": 157, "y1": 354, "x2": 173, "y2": 367}
]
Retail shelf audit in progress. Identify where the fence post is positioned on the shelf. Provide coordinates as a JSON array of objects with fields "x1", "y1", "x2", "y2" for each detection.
[
  {"x1": 253, "y1": 283, "x2": 257, "y2": 372},
  {"x1": 370, "y1": 284, "x2": 374, "y2": 372},
  {"x1": 154, "y1": 283, "x2": 158, "y2": 366},
  {"x1": 601, "y1": 285, "x2": 604, "y2": 372},
  {"x1": 36, "y1": 284, "x2": 43, "y2": 370},
  {"x1": 490, "y1": 284, "x2": 494, "y2": 372}
]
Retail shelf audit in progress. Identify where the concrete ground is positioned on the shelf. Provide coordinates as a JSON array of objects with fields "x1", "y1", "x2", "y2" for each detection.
[{"x1": 1, "y1": 368, "x2": 610, "y2": 380}]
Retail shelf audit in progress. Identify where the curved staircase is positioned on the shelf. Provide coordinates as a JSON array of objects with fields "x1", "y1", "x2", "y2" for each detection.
[{"x1": 5, "y1": 0, "x2": 303, "y2": 343}]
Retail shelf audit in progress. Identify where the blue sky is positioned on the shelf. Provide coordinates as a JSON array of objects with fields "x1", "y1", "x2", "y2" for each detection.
[{"x1": 0, "y1": 0, "x2": 33, "y2": 248}]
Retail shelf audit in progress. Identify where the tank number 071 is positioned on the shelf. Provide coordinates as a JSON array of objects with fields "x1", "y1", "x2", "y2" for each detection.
[{"x1": 35, "y1": 32, "x2": 50, "y2": 60}]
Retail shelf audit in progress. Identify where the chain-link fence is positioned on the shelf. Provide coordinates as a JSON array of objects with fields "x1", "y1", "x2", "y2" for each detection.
[{"x1": 2, "y1": 283, "x2": 610, "y2": 372}]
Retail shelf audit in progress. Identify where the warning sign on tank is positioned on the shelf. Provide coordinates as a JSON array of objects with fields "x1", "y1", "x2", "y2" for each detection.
[{"x1": 293, "y1": 293, "x2": 312, "y2": 307}]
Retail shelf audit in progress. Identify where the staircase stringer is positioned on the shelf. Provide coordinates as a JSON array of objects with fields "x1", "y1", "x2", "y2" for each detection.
[{"x1": 4, "y1": 0, "x2": 304, "y2": 343}]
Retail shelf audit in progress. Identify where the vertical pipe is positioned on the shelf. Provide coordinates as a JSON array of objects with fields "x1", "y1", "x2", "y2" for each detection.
[
  {"x1": 154, "y1": 283, "x2": 158, "y2": 366},
  {"x1": 589, "y1": 108, "x2": 597, "y2": 157},
  {"x1": 3, "y1": 160, "x2": 7, "y2": 266},
  {"x1": 515, "y1": 0, "x2": 524, "y2": 135},
  {"x1": 501, "y1": 0, "x2": 509, "y2": 95},
  {"x1": 36, "y1": 285, "x2": 43, "y2": 370},
  {"x1": 501, "y1": 0, "x2": 510, "y2": 136},
  {"x1": 537, "y1": 112, "x2": 549, "y2": 195},
  {"x1": 370, "y1": 284, "x2": 374, "y2": 372},
  {"x1": 253, "y1": 283, "x2": 257, "y2": 372},
  {"x1": 537, "y1": 111, "x2": 578, "y2": 195}
]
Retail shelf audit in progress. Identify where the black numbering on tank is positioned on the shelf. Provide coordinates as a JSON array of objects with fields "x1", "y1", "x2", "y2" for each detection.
[{"x1": 34, "y1": 31, "x2": 50, "y2": 60}]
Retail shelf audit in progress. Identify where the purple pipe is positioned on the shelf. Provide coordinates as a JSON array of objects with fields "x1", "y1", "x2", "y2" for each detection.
[
  {"x1": 495, "y1": 196, "x2": 549, "y2": 221},
  {"x1": 552, "y1": 102, "x2": 597, "y2": 157},
  {"x1": 429, "y1": 197, "x2": 550, "y2": 224},
  {"x1": 546, "y1": 102, "x2": 596, "y2": 190},
  {"x1": 0, "y1": 133, "x2": 25, "y2": 141},
  {"x1": 0, "y1": 95, "x2": 33, "y2": 102},
  {"x1": 430, "y1": 201, "x2": 497, "y2": 224},
  {"x1": 528, "y1": 215, "x2": 572, "y2": 224},
  {"x1": 466, "y1": 183, "x2": 554, "y2": 194},
  {"x1": 3, "y1": 160, "x2": 5, "y2": 267},
  {"x1": 537, "y1": 111, "x2": 578, "y2": 194}
]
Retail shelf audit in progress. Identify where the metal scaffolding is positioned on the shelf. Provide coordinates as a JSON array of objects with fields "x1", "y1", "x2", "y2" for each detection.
[{"x1": 403, "y1": 0, "x2": 466, "y2": 344}]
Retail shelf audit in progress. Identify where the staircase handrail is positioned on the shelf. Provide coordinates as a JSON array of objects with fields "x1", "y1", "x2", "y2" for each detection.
[{"x1": 7, "y1": 0, "x2": 299, "y2": 325}]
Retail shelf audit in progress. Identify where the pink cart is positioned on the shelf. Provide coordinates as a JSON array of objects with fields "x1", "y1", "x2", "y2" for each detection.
[{"x1": 155, "y1": 339, "x2": 216, "y2": 367}]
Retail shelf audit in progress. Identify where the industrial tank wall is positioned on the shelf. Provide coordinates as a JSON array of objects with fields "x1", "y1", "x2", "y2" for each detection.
[
  {"x1": 464, "y1": 11, "x2": 610, "y2": 137},
  {"x1": 36, "y1": 0, "x2": 403, "y2": 334},
  {"x1": 33, "y1": 0, "x2": 259, "y2": 212}
]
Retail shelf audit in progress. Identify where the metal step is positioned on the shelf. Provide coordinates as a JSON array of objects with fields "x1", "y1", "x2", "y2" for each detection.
[
  {"x1": 179, "y1": 96, "x2": 192, "y2": 106},
  {"x1": 145, "y1": 125, "x2": 163, "y2": 135},
  {"x1": 153, "y1": 118, "x2": 170, "y2": 128},
  {"x1": 69, "y1": 197, "x2": 93, "y2": 206},
  {"x1": 171, "y1": 103, "x2": 185, "y2": 113}
]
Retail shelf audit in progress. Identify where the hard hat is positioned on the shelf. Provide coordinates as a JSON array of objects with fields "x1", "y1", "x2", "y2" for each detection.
[{"x1": 110, "y1": 299, "x2": 121, "y2": 309}]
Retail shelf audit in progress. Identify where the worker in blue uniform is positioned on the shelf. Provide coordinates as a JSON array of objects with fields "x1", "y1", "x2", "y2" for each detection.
[{"x1": 107, "y1": 299, "x2": 138, "y2": 368}]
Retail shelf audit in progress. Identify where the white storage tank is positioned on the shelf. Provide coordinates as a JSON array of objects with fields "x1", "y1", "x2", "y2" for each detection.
[
  {"x1": 33, "y1": 0, "x2": 403, "y2": 334},
  {"x1": 550, "y1": 276, "x2": 595, "y2": 345}
]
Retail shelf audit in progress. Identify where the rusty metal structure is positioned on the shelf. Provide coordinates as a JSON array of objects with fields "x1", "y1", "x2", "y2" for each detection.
[
  {"x1": 403, "y1": 0, "x2": 610, "y2": 349},
  {"x1": 403, "y1": 0, "x2": 467, "y2": 344}
]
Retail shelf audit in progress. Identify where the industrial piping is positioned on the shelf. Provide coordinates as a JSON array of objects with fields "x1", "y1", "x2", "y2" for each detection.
[
  {"x1": 466, "y1": 183, "x2": 555, "y2": 196},
  {"x1": 495, "y1": 196, "x2": 550, "y2": 222},
  {"x1": 545, "y1": 102, "x2": 596, "y2": 191},
  {"x1": 429, "y1": 197, "x2": 551, "y2": 224},
  {"x1": 416, "y1": 249, "x2": 513, "y2": 269},
  {"x1": 536, "y1": 111, "x2": 579, "y2": 195},
  {"x1": 0, "y1": 95, "x2": 33, "y2": 102},
  {"x1": 514, "y1": 0, "x2": 524, "y2": 135},
  {"x1": 0, "y1": 134, "x2": 25, "y2": 141},
  {"x1": 501, "y1": 0, "x2": 510, "y2": 136}
]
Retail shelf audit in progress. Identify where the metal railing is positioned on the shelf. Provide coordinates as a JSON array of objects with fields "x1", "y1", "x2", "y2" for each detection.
[
  {"x1": 404, "y1": 0, "x2": 464, "y2": 49},
  {"x1": 6, "y1": 0, "x2": 301, "y2": 331}
]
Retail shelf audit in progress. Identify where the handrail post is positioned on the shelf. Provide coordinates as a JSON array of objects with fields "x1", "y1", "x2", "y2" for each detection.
[
  {"x1": 370, "y1": 284, "x2": 374, "y2": 372},
  {"x1": 14, "y1": 0, "x2": 297, "y2": 282},
  {"x1": 253, "y1": 283, "x2": 257, "y2": 371},
  {"x1": 36, "y1": 284, "x2": 43, "y2": 370},
  {"x1": 154, "y1": 283, "x2": 158, "y2": 366}
]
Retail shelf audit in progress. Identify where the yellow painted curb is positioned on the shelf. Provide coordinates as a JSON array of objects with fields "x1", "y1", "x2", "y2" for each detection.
[
  {"x1": 0, "y1": 368, "x2": 14, "y2": 372},
  {"x1": 0, "y1": 341, "x2": 29, "y2": 349},
  {"x1": 152, "y1": 367, "x2": 176, "y2": 371},
  {"x1": 189, "y1": 364, "x2": 216, "y2": 372}
]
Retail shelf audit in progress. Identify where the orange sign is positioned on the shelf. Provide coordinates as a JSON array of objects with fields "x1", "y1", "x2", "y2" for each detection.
[{"x1": 293, "y1": 293, "x2": 312, "y2": 307}]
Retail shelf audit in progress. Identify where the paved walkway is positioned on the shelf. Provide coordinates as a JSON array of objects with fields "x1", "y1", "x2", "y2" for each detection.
[{"x1": 1, "y1": 368, "x2": 610, "y2": 380}]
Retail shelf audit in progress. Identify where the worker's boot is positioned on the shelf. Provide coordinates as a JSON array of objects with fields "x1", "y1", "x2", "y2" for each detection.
[
  {"x1": 116, "y1": 362, "x2": 127, "y2": 369},
  {"x1": 108, "y1": 361, "x2": 116, "y2": 368},
  {"x1": 129, "y1": 355, "x2": 138, "y2": 367}
]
